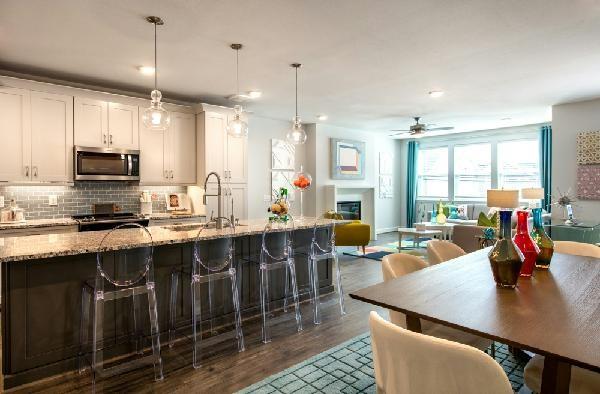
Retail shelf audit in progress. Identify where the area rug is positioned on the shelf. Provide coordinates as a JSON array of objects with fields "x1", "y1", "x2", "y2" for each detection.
[
  {"x1": 342, "y1": 240, "x2": 427, "y2": 260},
  {"x1": 237, "y1": 334, "x2": 527, "y2": 394}
]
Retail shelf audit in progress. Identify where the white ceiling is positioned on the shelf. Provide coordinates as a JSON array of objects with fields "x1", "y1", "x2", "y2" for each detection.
[{"x1": 2, "y1": 0, "x2": 600, "y2": 135}]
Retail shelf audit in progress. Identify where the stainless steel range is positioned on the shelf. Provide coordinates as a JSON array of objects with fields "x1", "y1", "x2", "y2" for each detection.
[{"x1": 72, "y1": 212, "x2": 149, "y2": 232}]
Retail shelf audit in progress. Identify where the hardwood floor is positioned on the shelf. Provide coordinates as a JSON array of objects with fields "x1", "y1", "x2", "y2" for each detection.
[{"x1": 3, "y1": 233, "x2": 396, "y2": 393}]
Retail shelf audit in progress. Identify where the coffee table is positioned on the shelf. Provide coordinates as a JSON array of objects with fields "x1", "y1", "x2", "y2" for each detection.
[
  {"x1": 397, "y1": 227, "x2": 443, "y2": 252},
  {"x1": 413, "y1": 222, "x2": 456, "y2": 240}
]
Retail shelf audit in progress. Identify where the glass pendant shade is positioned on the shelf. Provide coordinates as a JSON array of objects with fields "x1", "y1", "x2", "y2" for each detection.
[
  {"x1": 530, "y1": 207, "x2": 554, "y2": 268},
  {"x1": 227, "y1": 105, "x2": 248, "y2": 137},
  {"x1": 286, "y1": 116, "x2": 307, "y2": 145},
  {"x1": 512, "y1": 210, "x2": 540, "y2": 277},
  {"x1": 142, "y1": 90, "x2": 171, "y2": 130},
  {"x1": 488, "y1": 209, "x2": 523, "y2": 288}
]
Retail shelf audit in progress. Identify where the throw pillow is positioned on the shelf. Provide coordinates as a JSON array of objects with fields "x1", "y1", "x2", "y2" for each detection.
[
  {"x1": 477, "y1": 211, "x2": 498, "y2": 227},
  {"x1": 448, "y1": 206, "x2": 460, "y2": 219},
  {"x1": 457, "y1": 204, "x2": 469, "y2": 220}
]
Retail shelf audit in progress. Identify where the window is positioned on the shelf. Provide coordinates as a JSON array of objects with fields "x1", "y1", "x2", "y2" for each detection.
[
  {"x1": 497, "y1": 140, "x2": 540, "y2": 190},
  {"x1": 417, "y1": 147, "x2": 448, "y2": 198},
  {"x1": 454, "y1": 143, "x2": 491, "y2": 199}
]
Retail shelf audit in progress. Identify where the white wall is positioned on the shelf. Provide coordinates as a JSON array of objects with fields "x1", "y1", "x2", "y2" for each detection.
[
  {"x1": 246, "y1": 115, "x2": 305, "y2": 219},
  {"x1": 552, "y1": 99, "x2": 600, "y2": 222}
]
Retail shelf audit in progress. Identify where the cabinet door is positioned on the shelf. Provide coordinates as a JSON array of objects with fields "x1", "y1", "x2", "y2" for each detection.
[
  {"x1": 229, "y1": 184, "x2": 248, "y2": 221},
  {"x1": 30, "y1": 91, "x2": 74, "y2": 182},
  {"x1": 0, "y1": 87, "x2": 31, "y2": 181},
  {"x1": 108, "y1": 102, "x2": 138, "y2": 149},
  {"x1": 74, "y1": 97, "x2": 107, "y2": 147},
  {"x1": 169, "y1": 112, "x2": 196, "y2": 184},
  {"x1": 203, "y1": 112, "x2": 227, "y2": 180},
  {"x1": 226, "y1": 122, "x2": 247, "y2": 183},
  {"x1": 139, "y1": 112, "x2": 168, "y2": 184}
]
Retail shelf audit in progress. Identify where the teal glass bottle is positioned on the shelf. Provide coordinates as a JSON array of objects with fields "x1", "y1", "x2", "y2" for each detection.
[
  {"x1": 488, "y1": 210, "x2": 523, "y2": 288},
  {"x1": 530, "y1": 207, "x2": 554, "y2": 268}
]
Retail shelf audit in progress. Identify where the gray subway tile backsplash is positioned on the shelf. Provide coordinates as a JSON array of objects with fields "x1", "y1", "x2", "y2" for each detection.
[{"x1": 0, "y1": 182, "x2": 186, "y2": 219}]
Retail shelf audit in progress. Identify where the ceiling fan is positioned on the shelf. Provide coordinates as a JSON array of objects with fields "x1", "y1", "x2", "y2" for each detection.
[{"x1": 389, "y1": 116, "x2": 454, "y2": 137}]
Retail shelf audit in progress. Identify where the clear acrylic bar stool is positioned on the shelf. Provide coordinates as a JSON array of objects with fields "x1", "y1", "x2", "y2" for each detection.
[
  {"x1": 168, "y1": 217, "x2": 244, "y2": 368},
  {"x1": 260, "y1": 218, "x2": 302, "y2": 343},
  {"x1": 79, "y1": 223, "x2": 163, "y2": 388},
  {"x1": 309, "y1": 221, "x2": 346, "y2": 324}
]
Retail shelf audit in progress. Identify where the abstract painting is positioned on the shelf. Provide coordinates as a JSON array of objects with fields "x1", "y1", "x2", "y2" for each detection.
[
  {"x1": 577, "y1": 131, "x2": 600, "y2": 165},
  {"x1": 577, "y1": 165, "x2": 600, "y2": 200},
  {"x1": 379, "y1": 175, "x2": 393, "y2": 199},
  {"x1": 331, "y1": 138, "x2": 366, "y2": 180},
  {"x1": 271, "y1": 170, "x2": 295, "y2": 201},
  {"x1": 379, "y1": 151, "x2": 393, "y2": 175},
  {"x1": 271, "y1": 139, "x2": 295, "y2": 170}
]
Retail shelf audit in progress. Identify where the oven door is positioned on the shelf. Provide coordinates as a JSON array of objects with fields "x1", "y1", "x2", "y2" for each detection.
[{"x1": 75, "y1": 146, "x2": 140, "y2": 181}]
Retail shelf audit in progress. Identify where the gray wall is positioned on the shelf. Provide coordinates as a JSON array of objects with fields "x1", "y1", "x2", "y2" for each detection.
[
  {"x1": 552, "y1": 98, "x2": 600, "y2": 222},
  {"x1": 0, "y1": 183, "x2": 185, "y2": 220}
]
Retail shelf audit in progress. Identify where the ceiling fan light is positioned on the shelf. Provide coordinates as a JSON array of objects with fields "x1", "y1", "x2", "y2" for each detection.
[
  {"x1": 429, "y1": 90, "x2": 444, "y2": 98},
  {"x1": 247, "y1": 90, "x2": 262, "y2": 99}
]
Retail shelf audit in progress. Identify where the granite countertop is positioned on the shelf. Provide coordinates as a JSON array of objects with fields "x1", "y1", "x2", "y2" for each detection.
[
  {"x1": 0, "y1": 218, "x2": 78, "y2": 231},
  {"x1": 147, "y1": 212, "x2": 206, "y2": 220},
  {"x1": 0, "y1": 218, "x2": 347, "y2": 263}
]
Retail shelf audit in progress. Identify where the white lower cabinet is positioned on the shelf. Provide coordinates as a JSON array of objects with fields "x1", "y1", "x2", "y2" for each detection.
[{"x1": 140, "y1": 110, "x2": 196, "y2": 184}]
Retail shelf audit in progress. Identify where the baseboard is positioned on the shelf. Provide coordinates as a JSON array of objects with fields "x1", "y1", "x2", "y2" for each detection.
[{"x1": 376, "y1": 227, "x2": 397, "y2": 235}]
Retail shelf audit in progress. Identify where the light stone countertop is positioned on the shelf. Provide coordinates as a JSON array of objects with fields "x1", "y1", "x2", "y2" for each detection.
[
  {"x1": 147, "y1": 212, "x2": 206, "y2": 220},
  {"x1": 0, "y1": 218, "x2": 346, "y2": 263},
  {"x1": 0, "y1": 218, "x2": 78, "y2": 231}
]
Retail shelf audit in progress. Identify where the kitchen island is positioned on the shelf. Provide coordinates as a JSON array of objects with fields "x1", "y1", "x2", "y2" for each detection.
[{"x1": 0, "y1": 217, "x2": 342, "y2": 389}]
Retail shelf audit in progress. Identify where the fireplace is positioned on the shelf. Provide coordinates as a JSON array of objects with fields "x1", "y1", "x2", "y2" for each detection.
[{"x1": 337, "y1": 201, "x2": 361, "y2": 220}]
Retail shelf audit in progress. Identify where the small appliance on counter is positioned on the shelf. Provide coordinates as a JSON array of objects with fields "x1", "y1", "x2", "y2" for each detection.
[
  {"x1": 1, "y1": 199, "x2": 25, "y2": 223},
  {"x1": 140, "y1": 191, "x2": 153, "y2": 216},
  {"x1": 73, "y1": 203, "x2": 149, "y2": 232}
]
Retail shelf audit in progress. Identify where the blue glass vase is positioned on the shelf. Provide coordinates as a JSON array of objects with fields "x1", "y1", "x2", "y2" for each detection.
[
  {"x1": 530, "y1": 207, "x2": 554, "y2": 268},
  {"x1": 488, "y1": 210, "x2": 523, "y2": 288}
]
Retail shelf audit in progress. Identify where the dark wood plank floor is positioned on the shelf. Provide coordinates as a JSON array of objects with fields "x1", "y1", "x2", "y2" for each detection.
[{"x1": 3, "y1": 234, "x2": 396, "y2": 393}]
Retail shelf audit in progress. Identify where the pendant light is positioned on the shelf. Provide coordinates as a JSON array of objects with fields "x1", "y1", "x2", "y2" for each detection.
[
  {"x1": 142, "y1": 16, "x2": 171, "y2": 131},
  {"x1": 286, "y1": 63, "x2": 307, "y2": 145},
  {"x1": 226, "y1": 44, "x2": 249, "y2": 137}
]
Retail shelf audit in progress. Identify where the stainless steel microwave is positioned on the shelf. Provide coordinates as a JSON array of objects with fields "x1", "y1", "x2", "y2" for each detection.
[{"x1": 74, "y1": 146, "x2": 140, "y2": 181}]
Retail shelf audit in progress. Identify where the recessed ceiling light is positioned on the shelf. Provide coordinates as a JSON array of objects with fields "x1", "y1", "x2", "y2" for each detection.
[
  {"x1": 247, "y1": 90, "x2": 262, "y2": 99},
  {"x1": 429, "y1": 90, "x2": 444, "y2": 98},
  {"x1": 137, "y1": 66, "x2": 155, "y2": 75},
  {"x1": 317, "y1": 114, "x2": 328, "y2": 121}
]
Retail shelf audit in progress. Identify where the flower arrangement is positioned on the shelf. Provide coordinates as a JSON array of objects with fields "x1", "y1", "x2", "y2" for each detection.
[{"x1": 268, "y1": 187, "x2": 290, "y2": 222}]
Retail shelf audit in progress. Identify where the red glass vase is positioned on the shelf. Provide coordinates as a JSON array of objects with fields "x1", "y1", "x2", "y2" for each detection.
[{"x1": 512, "y1": 210, "x2": 540, "y2": 277}]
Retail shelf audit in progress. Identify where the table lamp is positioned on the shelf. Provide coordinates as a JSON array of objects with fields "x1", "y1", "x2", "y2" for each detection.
[
  {"x1": 486, "y1": 189, "x2": 523, "y2": 288},
  {"x1": 521, "y1": 187, "x2": 544, "y2": 209}
]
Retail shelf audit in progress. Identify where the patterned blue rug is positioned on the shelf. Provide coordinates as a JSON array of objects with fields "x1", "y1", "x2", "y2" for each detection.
[{"x1": 237, "y1": 333, "x2": 527, "y2": 393}]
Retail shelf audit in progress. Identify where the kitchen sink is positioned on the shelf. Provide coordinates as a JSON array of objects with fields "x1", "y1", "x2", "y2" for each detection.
[{"x1": 161, "y1": 224, "x2": 205, "y2": 232}]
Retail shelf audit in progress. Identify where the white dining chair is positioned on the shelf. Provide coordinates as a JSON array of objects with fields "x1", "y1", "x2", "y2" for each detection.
[
  {"x1": 554, "y1": 241, "x2": 600, "y2": 259},
  {"x1": 524, "y1": 354, "x2": 600, "y2": 394},
  {"x1": 381, "y1": 253, "x2": 492, "y2": 352},
  {"x1": 369, "y1": 311, "x2": 513, "y2": 394},
  {"x1": 427, "y1": 240, "x2": 466, "y2": 265}
]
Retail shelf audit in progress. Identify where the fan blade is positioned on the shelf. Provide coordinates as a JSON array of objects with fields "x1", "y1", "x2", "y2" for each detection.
[
  {"x1": 389, "y1": 129, "x2": 410, "y2": 132},
  {"x1": 427, "y1": 126, "x2": 454, "y2": 131}
]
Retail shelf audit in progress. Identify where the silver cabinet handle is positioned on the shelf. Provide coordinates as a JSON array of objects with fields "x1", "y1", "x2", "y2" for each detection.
[
  {"x1": 103, "y1": 134, "x2": 107, "y2": 145},
  {"x1": 25, "y1": 166, "x2": 29, "y2": 177},
  {"x1": 109, "y1": 134, "x2": 113, "y2": 145},
  {"x1": 33, "y1": 166, "x2": 38, "y2": 177},
  {"x1": 164, "y1": 170, "x2": 168, "y2": 179},
  {"x1": 170, "y1": 170, "x2": 174, "y2": 179}
]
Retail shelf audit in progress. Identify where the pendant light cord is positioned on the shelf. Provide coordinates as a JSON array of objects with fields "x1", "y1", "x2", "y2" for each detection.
[
  {"x1": 236, "y1": 48, "x2": 240, "y2": 96},
  {"x1": 154, "y1": 22, "x2": 158, "y2": 91},
  {"x1": 295, "y1": 66, "x2": 298, "y2": 117}
]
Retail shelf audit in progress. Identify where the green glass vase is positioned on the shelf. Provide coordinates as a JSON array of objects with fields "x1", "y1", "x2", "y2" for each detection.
[
  {"x1": 530, "y1": 207, "x2": 554, "y2": 268},
  {"x1": 488, "y1": 210, "x2": 523, "y2": 288}
]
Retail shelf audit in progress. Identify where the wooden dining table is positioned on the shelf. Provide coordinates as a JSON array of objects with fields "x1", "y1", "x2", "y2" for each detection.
[{"x1": 349, "y1": 248, "x2": 600, "y2": 394}]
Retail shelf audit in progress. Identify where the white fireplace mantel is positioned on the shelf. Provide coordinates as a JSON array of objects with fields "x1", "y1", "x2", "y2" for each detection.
[{"x1": 324, "y1": 185, "x2": 376, "y2": 240}]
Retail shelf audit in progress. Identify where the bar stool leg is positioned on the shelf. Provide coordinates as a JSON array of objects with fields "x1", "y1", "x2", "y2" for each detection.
[
  {"x1": 288, "y1": 258, "x2": 303, "y2": 332},
  {"x1": 92, "y1": 291, "x2": 105, "y2": 387},
  {"x1": 334, "y1": 254, "x2": 346, "y2": 315},
  {"x1": 146, "y1": 282, "x2": 163, "y2": 381},
  {"x1": 168, "y1": 270, "x2": 180, "y2": 348},
  {"x1": 283, "y1": 262, "x2": 289, "y2": 312},
  {"x1": 311, "y1": 256, "x2": 321, "y2": 325},
  {"x1": 230, "y1": 268, "x2": 245, "y2": 352},
  {"x1": 132, "y1": 292, "x2": 143, "y2": 354},
  {"x1": 191, "y1": 276, "x2": 203, "y2": 368},
  {"x1": 79, "y1": 286, "x2": 91, "y2": 374},
  {"x1": 208, "y1": 276, "x2": 215, "y2": 334},
  {"x1": 307, "y1": 255, "x2": 315, "y2": 304},
  {"x1": 260, "y1": 266, "x2": 271, "y2": 343}
]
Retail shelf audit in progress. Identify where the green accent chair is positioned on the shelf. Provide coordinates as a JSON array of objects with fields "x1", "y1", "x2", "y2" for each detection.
[{"x1": 324, "y1": 211, "x2": 371, "y2": 254}]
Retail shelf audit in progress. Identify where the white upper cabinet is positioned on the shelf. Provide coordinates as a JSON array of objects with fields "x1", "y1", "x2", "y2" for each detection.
[
  {"x1": 74, "y1": 97, "x2": 107, "y2": 147},
  {"x1": 0, "y1": 87, "x2": 31, "y2": 182},
  {"x1": 169, "y1": 112, "x2": 196, "y2": 184},
  {"x1": 30, "y1": 91, "x2": 73, "y2": 182},
  {"x1": 107, "y1": 102, "x2": 138, "y2": 149},
  {"x1": 74, "y1": 97, "x2": 139, "y2": 149},
  {"x1": 197, "y1": 109, "x2": 247, "y2": 184},
  {"x1": 140, "y1": 110, "x2": 196, "y2": 185}
]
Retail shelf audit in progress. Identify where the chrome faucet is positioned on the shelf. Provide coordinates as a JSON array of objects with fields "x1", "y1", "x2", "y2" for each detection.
[{"x1": 203, "y1": 172, "x2": 223, "y2": 229}]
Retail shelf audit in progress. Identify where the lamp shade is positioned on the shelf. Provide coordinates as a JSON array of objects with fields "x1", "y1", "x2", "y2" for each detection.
[
  {"x1": 521, "y1": 187, "x2": 544, "y2": 200},
  {"x1": 487, "y1": 189, "x2": 519, "y2": 208}
]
